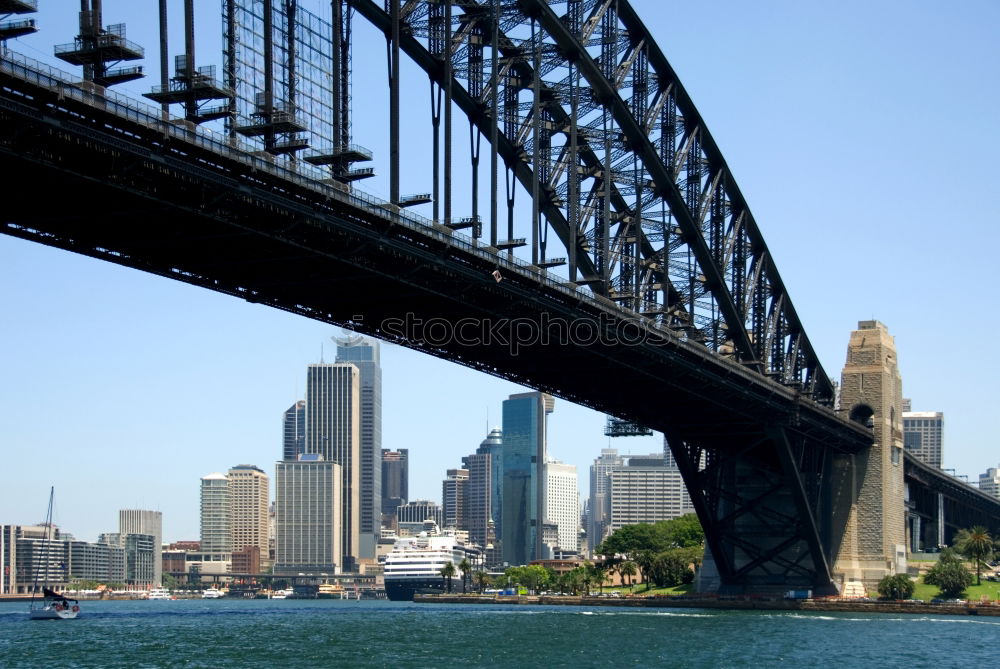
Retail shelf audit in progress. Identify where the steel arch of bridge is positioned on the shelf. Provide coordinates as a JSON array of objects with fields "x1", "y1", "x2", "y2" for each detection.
[{"x1": 350, "y1": 0, "x2": 831, "y2": 405}]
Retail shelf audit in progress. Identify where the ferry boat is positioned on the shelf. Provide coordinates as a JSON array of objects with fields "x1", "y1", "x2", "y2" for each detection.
[
  {"x1": 382, "y1": 525, "x2": 481, "y2": 601},
  {"x1": 146, "y1": 587, "x2": 173, "y2": 600},
  {"x1": 201, "y1": 586, "x2": 223, "y2": 599}
]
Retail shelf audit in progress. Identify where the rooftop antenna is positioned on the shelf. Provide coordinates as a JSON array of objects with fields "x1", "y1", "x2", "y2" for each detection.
[{"x1": 320, "y1": 342, "x2": 325, "y2": 364}]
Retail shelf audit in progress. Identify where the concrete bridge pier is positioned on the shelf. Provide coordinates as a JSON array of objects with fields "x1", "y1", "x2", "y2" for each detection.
[{"x1": 828, "y1": 321, "x2": 907, "y2": 593}]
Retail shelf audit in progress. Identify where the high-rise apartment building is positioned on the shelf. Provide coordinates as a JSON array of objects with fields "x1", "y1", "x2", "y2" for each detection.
[
  {"x1": 502, "y1": 392, "x2": 554, "y2": 566},
  {"x1": 282, "y1": 400, "x2": 306, "y2": 461},
  {"x1": 306, "y1": 362, "x2": 360, "y2": 571},
  {"x1": 588, "y1": 448, "x2": 623, "y2": 552},
  {"x1": 980, "y1": 467, "x2": 1000, "y2": 499},
  {"x1": 335, "y1": 337, "x2": 382, "y2": 561},
  {"x1": 119, "y1": 509, "x2": 162, "y2": 586},
  {"x1": 381, "y1": 448, "x2": 409, "y2": 522},
  {"x1": 228, "y1": 464, "x2": 270, "y2": 566},
  {"x1": 903, "y1": 409, "x2": 944, "y2": 468},
  {"x1": 442, "y1": 468, "x2": 469, "y2": 529},
  {"x1": 200, "y1": 473, "x2": 231, "y2": 553},
  {"x1": 544, "y1": 459, "x2": 579, "y2": 555},
  {"x1": 274, "y1": 454, "x2": 343, "y2": 574}
]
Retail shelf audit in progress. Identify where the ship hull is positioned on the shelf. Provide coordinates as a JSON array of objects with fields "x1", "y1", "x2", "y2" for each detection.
[{"x1": 384, "y1": 577, "x2": 458, "y2": 602}]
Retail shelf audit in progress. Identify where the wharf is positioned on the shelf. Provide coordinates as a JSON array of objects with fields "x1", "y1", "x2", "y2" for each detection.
[{"x1": 414, "y1": 593, "x2": 1000, "y2": 617}]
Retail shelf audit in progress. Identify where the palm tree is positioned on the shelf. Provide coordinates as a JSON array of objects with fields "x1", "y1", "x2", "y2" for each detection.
[
  {"x1": 458, "y1": 558, "x2": 472, "y2": 594},
  {"x1": 439, "y1": 562, "x2": 456, "y2": 593},
  {"x1": 474, "y1": 570, "x2": 490, "y2": 593},
  {"x1": 955, "y1": 526, "x2": 994, "y2": 585},
  {"x1": 592, "y1": 564, "x2": 607, "y2": 594},
  {"x1": 619, "y1": 561, "x2": 638, "y2": 591}
]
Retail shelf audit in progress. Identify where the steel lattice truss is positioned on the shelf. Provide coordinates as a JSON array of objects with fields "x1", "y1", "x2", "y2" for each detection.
[{"x1": 348, "y1": 0, "x2": 833, "y2": 404}]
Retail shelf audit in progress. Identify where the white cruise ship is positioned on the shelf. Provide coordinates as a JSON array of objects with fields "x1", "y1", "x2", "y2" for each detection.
[{"x1": 382, "y1": 526, "x2": 481, "y2": 601}]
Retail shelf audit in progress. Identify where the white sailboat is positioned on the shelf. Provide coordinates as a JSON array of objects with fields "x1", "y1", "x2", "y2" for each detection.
[{"x1": 29, "y1": 487, "x2": 79, "y2": 620}]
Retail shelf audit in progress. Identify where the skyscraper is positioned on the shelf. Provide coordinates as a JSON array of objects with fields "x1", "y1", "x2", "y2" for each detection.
[
  {"x1": 588, "y1": 448, "x2": 623, "y2": 552},
  {"x1": 381, "y1": 448, "x2": 409, "y2": 522},
  {"x1": 200, "y1": 473, "x2": 230, "y2": 553},
  {"x1": 228, "y1": 464, "x2": 270, "y2": 566},
  {"x1": 335, "y1": 337, "x2": 382, "y2": 562},
  {"x1": 544, "y1": 459, "x2": 579, "y2": 555},
  {"x1": 501, "y1": 392, "x2": 554, "y2": 566},
  {"x1": 282, "y1": 400, "x2": 306, "y2": 461},
  {"x1": 442, "y1": 468, "x2": 469, "y2": 529},
  {"x1": 119, "y1": 509, "x2": 162, "y2": 586},
  {"x1": 306, "y1": 362, "x2": 360, "y2": 570},
  {"x1": 463, "y1": 430, "x2": 498, "y2": 550},
  {"x1": 477, "y1": 427, "x2": 503, "y2": 538},
  {"x1": 274, "y1": 454, "x2": 343, "y2": 574},
  {"x1": 902, "y1": 409, "x2": 944, "y2": 468},
  {"x1": 606, "y1": 459, "x2": 694, "y2": 533}
]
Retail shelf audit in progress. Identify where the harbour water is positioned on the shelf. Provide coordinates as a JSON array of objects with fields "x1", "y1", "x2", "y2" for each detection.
[{"x1": 1, "y1": 598, "x2": 994, "y2": 668}]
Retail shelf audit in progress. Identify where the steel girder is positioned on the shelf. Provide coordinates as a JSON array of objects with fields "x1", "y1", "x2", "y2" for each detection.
[{"x1": 352, "y1": 0, "x2": 833, "y2": 403}]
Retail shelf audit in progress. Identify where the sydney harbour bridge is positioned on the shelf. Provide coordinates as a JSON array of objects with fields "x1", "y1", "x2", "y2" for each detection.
[{"x1": 1, "y1": 0, "x2": 997, "y2": 594}]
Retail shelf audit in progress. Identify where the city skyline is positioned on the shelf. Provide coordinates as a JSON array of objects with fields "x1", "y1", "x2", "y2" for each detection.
[{"x1": 2, "y1": 0, "x2": 998, "y2": 543}]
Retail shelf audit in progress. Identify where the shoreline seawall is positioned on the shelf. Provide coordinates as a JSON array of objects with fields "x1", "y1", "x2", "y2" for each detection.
[{"x1": 414, "y1": 593, "x2": 1000, "y2": 617}]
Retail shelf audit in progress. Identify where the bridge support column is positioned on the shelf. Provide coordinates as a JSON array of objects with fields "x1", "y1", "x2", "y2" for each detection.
[{"x1": 830, "y1": 321, "x2": 907, "y2": 592}]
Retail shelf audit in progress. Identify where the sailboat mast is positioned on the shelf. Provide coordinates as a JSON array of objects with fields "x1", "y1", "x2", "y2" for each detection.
[{"x1": 30, "y1": 486, "x2": 55, "y2": 606}]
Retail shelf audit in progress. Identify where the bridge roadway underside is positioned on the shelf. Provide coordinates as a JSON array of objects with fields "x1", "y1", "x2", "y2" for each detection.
[{"x1": 0, "y1": 66, "x2": 872, "y2": 592}]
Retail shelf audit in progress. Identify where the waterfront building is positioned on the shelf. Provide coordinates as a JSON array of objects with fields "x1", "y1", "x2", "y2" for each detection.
[
  {"x1": 200, "y1": 473, "x2": 231, "y2": 553},
  {"x1": 282, "y1": 400, "x2": 306, "y2": 461},
  {"x1": 119, "y1": 509, "x2": 162, "y2": 586},
  {"x1": 442, "y1": 468, "x2": 469, "y2": 530},
  {"x1": 124, "y1": 533, "x2": 156, "y2": 587},
  {"x1": 902, "y1": 409, "x2": 944, "y2": 468},
  {"x1": 274, "y1": 454, "x2": 343, "y2": 574},
  {"x1": 381, "y1": 448, "x2": 409, "y2": 523},
  {"x1": 336, "y1": 337, "x2": 382, "y2": 562},
  {"x1": 980, "y1": 467, "x2": 1000, "y2": 499},
  {"x1": 228, "y1": 464, "x2": 270, "y2": 566},
  {"x1": 588, "y1": 448, "x2": 623, "y2": 552},
  {"x1": 544, "y1": 459, "x2": 579, "y2": 555},
  {"x1": 501, "y1": 392, "x2": 554, "y2": 566},
  {"x1": 1, "y1": 524, "x2": 67, "y2": 594},
  {"x1": 306, "y1": 362, "x2": 361, "y2": 570},
  {"x1": 396, "y1": 500, "x2": 443, "y2": 536}
]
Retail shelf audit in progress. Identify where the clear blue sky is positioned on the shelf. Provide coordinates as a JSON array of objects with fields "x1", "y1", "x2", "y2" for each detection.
[{"x1": 2, "y1": 1, "x2": 997, "y2": 543}]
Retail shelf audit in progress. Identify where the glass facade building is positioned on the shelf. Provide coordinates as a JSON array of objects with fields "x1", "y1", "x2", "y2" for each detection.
[
  {"x1": 903, "y1": 411, "x2": 944, "y2": 468},
  {"x1": 501, "y1": 392, "x2": 553, "y2": 566},
  {"x1": 274, "y1": 455, "x2": 343, "y2": 574},
  {"x1": 282, "y1": 400, "x2": 306, "y2": 461}
]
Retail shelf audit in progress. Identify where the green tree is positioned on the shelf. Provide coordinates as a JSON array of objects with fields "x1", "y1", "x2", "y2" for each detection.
[
  {"x1": 647, "y1": 549, "x2": 693, "y2": 588},
  {"x1": 590, "y1": 563, "x2": 607, "y2": 593},
  {"x1": 954, "y1": 526, "x2": 994, "y2": 585},
  {"x1": 161, "y1": 573, "x2": 177, "y2": 590},
  {"x1": 439, "y1": 562, "x2": 456, "y2": 593},
  {"x1": 473, "y1": 570, "x2": 490, "y2": 593},
  {"x1": 654, "y1": 514, "x2": 705, "y2": 548},
  {"x1": 619, "y1": 561, "x2": 637, "y2": 589},
  {"x1": 458, "y1": 558, "x2": 472, "y2": 594},
  {"x1": 876, "y1": 574, "x2": 915, "y2": 600},
  {"x1": 924, "y1": 548, "x2": 973, "y2": 599}
]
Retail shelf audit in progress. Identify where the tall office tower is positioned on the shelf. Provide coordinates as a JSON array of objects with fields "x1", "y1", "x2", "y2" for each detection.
[
  {"x1": 606, "y1": 463, "x2": 695, "y2": 533},
  {"x1": 274, "y1": 454, "x2": 343, "y2": 574},
  {"x1": 282, "y1": 400, "x2": 306, "y2": 461},
  {"x1": 588, "y1": 448, "x2": 623, "y2": 552},
  {"x1": 119, "y1": 509, "x2": 162, "y2": 586},
  {"x1": 502, "y1": 392, "x2": 554, "y2": 566},
  {"x1": 227, "y1": 464, "x2": 270, "y2": 565},
  {"x1": 306, "y1": 362, "x2": 360, "y2": 571},
  {"x1": 544, "y1": 459, "x2": 579, "y2": 555},
  {"x1": 200, "y1": 473, "x2": 231, "y2": 553},
  {"x1": 442, "y1": 468, "x2": 469, "y2": 529},
  {"x1": 463, "y1": 442, "x2": 493, "y2": 549},
  {"x1": 980, "y1": 467, "x2": 1000, "y2": 499},
  {"x1": 335, "y1": 337, "x2": 382, "y2": 561},
  {"x1": 903, "y1": 409, "x2": 944, "y2": 468},
  {"x1": 477, "y1": 427, "x2": 503, "y2": 538},
  {"x1": 381, "y1": 448, "x2": 409, "y2": 522}
]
